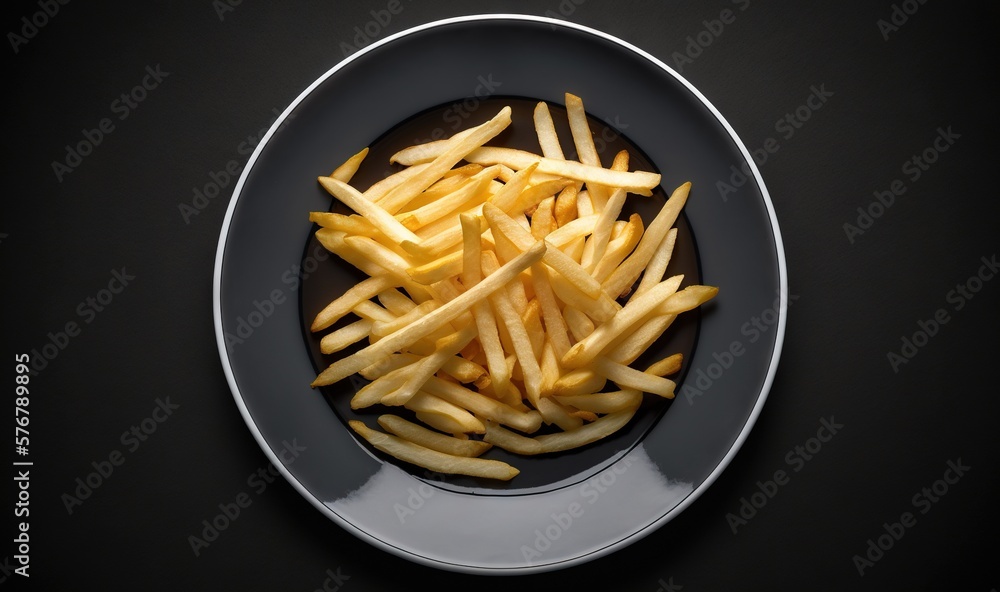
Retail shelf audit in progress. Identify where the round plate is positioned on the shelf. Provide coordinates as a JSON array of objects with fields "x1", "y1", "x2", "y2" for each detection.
[{"x1": 214, "y1": 14, "x2": 786, "y2": 574}]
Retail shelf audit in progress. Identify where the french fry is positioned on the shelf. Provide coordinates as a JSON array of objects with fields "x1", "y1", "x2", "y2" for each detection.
[
  {"x1": 377, "y1": 415, "x2": 492, "y2": 457},
  {"x1": 647, "y1": 353, "x2": 683, "y2": 377},
  {"x1": 554, "y1": 184, "x2": 580, "y2": 226},
  {"x1": 605, "y1": 314, "x2": 677, "y2": 365},
  {"x1": 320, "y1": 318, "x2": 373, "y2": 355},
  {"x1": 331, "y1": 147, "x2": 369, "y2": 181},
  {"x1": 562, "y1": 275, "x2": 684, "y2": 369},
  {"x1": 554, "y1": 389, "x2": 643, "y2": 414},
  {"x1": 632, "y1": 228, "x2": 677, "y2": 298},
  {"x1": 359, "y1": 353, "x2": 416, "y2": 380},
  {"x1": 318, "y1": 176, "x2": 422, "y2": 245},
  {"x1": 551, "y1": 369, "x2": 606, "y2": 397},
  {"x1": 602, "y1": 182, "x2": 690, "y2": 298},
  {"x1": 590, "y1": 214, "x2": 644, "y2": 283},
  {"x1": 563, "y1": 305, "x2": 596, "y2": 343},
  {"x1": 365, "y1": 162, "x2": 430, "y2": 201},
  {"x1": 349, "y1": 420, "x2": 518, "y2": 480},
  {"x1": 535, "y1": 408, "x2": 637, "y2": 453},
  {"x1": 533, "y1": 101, "x2": 565, "y2": 159},
  {"x1": 565, "y1": 92, "x2": 609, "y2": 210},
  {"x1": 351, "y1": 364, "x2": 411, "y2": 409},
  {"x1": 311, "y1": 275, "x2": 396, "y2": 332},
  {"x1": 405, "y1": 392, "x2": 485, "y2": 434},
  {"x1": 582, "y1": 187, "x2": 627, "y2": 272},
  {"x1": 483, "y1": 421, "x2": 544, "y2": 455},
  {"x1": 484, "y1": 407, "x2": 637, "y2": 455},
  {"x1": 593, "y1": 357, "x2": 676, "y2": 398},
  {"x1": 406, "y1": 251, "x2": 464, "y2": 285},
  {"x1": 371, "y1": 300, "x2": 439, "y2": 338},
  {"x1": 309, "y1": 211, "x2": 381, "y2": 238},
  {"x1": 352, "y1": 299, "x2": 397, "y2": 323},
  {"x1": 536, "y1": 397, "x2": 584, "y2": 431}
]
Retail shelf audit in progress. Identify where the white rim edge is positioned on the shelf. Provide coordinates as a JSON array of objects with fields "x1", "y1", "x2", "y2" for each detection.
[{"x1": 212, "y1": 12, "x2": 787, "y2": 575}]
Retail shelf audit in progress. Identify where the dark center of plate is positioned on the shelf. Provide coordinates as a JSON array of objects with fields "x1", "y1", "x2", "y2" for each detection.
[{"x1": 298, "y1": 96, "x2": 701, "y2": 494}]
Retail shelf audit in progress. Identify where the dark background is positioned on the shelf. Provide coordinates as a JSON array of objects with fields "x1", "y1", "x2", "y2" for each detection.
[{"x1": 3, "y1": 0, "x2": 998, "y2": 589}]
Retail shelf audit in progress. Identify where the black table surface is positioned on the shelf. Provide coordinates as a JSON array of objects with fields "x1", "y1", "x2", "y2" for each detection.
[{"x1": 3, "y1": 1, "x2": 998, "y2": 589}]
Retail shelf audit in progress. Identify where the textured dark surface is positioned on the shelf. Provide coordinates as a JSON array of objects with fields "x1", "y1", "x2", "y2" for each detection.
[{"x1": 3, "y1": 0, "x2": 998, "y2": 589}]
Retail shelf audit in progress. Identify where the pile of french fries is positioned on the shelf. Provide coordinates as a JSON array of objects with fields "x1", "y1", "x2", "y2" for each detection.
[{"x1": 308, "y1": 93, "x2": 717, "y2": 481}]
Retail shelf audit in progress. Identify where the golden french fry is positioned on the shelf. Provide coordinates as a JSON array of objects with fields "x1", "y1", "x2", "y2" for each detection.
[
  {"x1": 605, "y1": 314, "x2": 677, "y2": 365},
  {"x1": 405, "y1": 392, "x2": 485, "y2": 434},
  {"x1": 388, "y1": 128, "x2": 474, "y2": 166},
  {"x1": 349, "y1": 420, "x2": 518, "y2": 480},
  {"x1": 554, "y1": 389, "x2": 643, "y2": 414},
  {"x1": 351, "y1": 299, "x2": 396, "y2": 323},
  {"x1": 406, "y1": 251, "x2": 464, "y2": 285},
  {"x1": 530, "y1": 264, "x2": 572, "y2": 359},
  {"x1": 311, "y1": 275, "x2": 396, "y2": 332},
  {"x1": 652, "y1": 284, "x2": 719, "y2": 315},
  {"x1": 331, "y1": 147, "x2": 369, "y2": 181},
  {"x1": 309, "y1": 211, "x2": 381, "y2": 238},
  {"x1": 320, "y1": 318, "x2": 373, "y2": 355},
  {"x1": 365, "y1": 163, "x2": 430, "y2": 202},
  {"x1": 551, "y1": 369, "x2": 606, "y2": 397},
  {"x1": 533, "y1": 101, "x2": 565, "y2": 159},
  {"x1": 483, "y1": 421, "x2": 544, "y2": 455},
  {"x1": 593, "y1": 357, "x2": 676, "y2": 398},
  {"x1": 647, "y1": 353, "x2": 683, "y2": 377},
  {"x1": 563, "y1": 305, "x2": 596, "y2": 343},
  {"x1": 530, "y1": 197, "x2": 557, "y2": 239},
  {"x1": 581, "y1": 187, "x2": 627, "y2": 272},
  {"x1": 371, "y1": 300, "x2": 439, "y2": 337},
  {"x1": 554, "y1": 184, "x2": 580, "y2": 226},
  {"x1": 377, "y1": 415, "x2": 492, "y2": 457},
  {"x1": 632, "y1": 228, "x2": 677, "y2": 298},
  {"x1": 351, "y1": 364, "x2": 411, "y2": 409},
  {"x1": 318, "y1": 176, "x2": 422, "y2": 245},
  {"x1": 535, "y1": 408, "x2": 638, "y2": 453},
  {"x1": 484, "y1": 407, "x2": 637, "y2": 455},
  {"x1": 576, "y1": 189, "x2": 594, "y2": 217},
  {"x1": 565, "y1": 92, "x2": 609, "y2": 210},
  {"x1": 522, "y1": 298, "x2": 545, "y2": 359},
  {"x1": 562, "y1": 275, "x2": 683, "y2": 369},
  {"x1": 540, "y1": 340, "x2": 561, "y2": 397},
  {"x1": 536, "y1": 397, "x2": 584, "y2": 431},
  {"x1": 359, "y1": 353, "x2": 417, "y2": 380},
  {"x1": 441, "y1": 353, "x2": 487, "y2": 384},
  {"x1": 545, "y1": 214, "x2": 599, "y2": 247},
  {"x1": 590, "y1": 214, "x2": 643, "y2": 283},
  {"x1": 602, "y1": 182, "x2": 690, "y2": 297}
]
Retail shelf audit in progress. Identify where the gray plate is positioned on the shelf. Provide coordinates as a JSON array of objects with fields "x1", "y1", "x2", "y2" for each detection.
[{"x1": 214, "y1": 14, "x2": 786, "y2": 574}]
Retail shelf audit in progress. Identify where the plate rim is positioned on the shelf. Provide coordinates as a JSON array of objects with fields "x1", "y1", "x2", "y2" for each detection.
[{"x1": 213, "y1": 12, "x2": 787, "y2": 575}]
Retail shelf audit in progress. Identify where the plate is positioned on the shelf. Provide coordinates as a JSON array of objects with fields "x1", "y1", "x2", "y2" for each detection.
[{"x1": 214, "y1": 14, "x2": 786, "y2": 574}]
